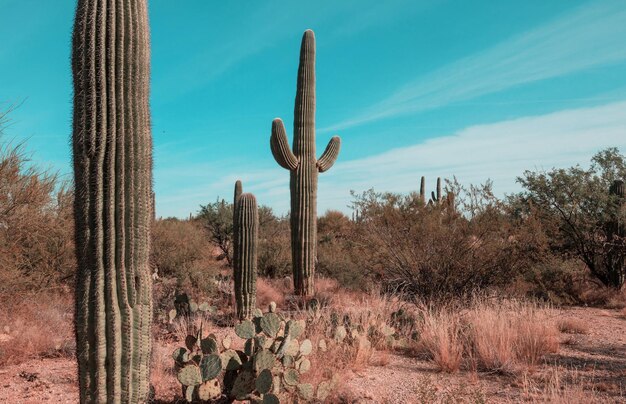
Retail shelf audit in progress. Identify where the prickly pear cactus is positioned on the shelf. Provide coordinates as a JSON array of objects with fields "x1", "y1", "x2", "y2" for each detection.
[
  {"x1": 270, "y1": 30, "x2": 341, "y2": 297},
  {"x1": 173, "y1": 302, "x2": 335, "y2": 403}
]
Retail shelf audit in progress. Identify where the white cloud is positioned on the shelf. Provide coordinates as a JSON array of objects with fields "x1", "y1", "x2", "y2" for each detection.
[
  {"x1": 322, "y1": 0, "x2": 626, "y2": 132},
  {"x1": 157, "y1": 101, "x2": 626, "y2": 217}
]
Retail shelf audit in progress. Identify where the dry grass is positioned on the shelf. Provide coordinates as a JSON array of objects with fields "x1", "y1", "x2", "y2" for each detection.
[
  {"x1": 557, "y1": 318, "x2": 589, "y2": 334},
  {"x1": 409, "y1": 299, "x2": 559, "y2": 374},
  {"x1": 417, "y1": 309, "x2": 464, "y2": 373},
  {"x1": 521, "y1": 368, "x2": 614, "y2": 403},
  {"x1": 0, "y1": 292, "x2": 75, "y2": 365},
  {"x1": 256, "y1": 277, "x2": 286, "y2": 309}
]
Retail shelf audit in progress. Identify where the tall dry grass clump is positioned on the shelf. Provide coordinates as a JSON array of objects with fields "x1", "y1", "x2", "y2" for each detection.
[
  {"x1": 418, "y1": 309, "x2": 464, "y2": 372},
  {"x1": 411, "y1": 298, "x2": 558, "y2": 374},
  {"x1": 464, "y1": 300, "x2": 559, "y2": 373},
  {"x1": 0, "y1": 292, "x2": 74, "y2": 365}
]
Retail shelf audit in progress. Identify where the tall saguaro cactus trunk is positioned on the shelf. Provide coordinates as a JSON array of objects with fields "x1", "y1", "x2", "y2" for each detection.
[
  {"x1": 72, "y1": 0, "x2": 153, "y2": 402},
  {"x1": 233, "y1": 184, "x2": 258, "y2": 319},
  {"x1": 270, "y1": 30, "x2": 341, "y2": 297}
]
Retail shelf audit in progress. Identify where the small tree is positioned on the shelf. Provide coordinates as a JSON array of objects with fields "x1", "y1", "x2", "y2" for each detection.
[
  {"x1": 198, "y1": 199, "x2": 234, "y2": 265},
  {"x1": 514, "y1": 148, "x2": 626, "y2": 288}
]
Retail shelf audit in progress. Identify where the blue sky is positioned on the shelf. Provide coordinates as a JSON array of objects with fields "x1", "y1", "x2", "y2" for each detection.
[{"x1": 1, "y1": 0, "x2": 626, "y2": 217}]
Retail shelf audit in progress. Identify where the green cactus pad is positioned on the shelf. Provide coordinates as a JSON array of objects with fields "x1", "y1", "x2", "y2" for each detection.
[
  {"x1": 255, "y1": 335, "x2": 273, "y2": 350},
  {"x1": 236, "y1": 320, "x2": 256, "y2": 339},
  {"x1": 221, "y1": 349, "x2": 243, "y2": 371},
  {"x1": 172, "y1": 347, "x2": 189, "y2": 364},
  {"x1": 222, "y1": 336, "x2": 232, "y2": 350},
  {"x1": 231, "y1": 370, "x2": 255, "y2": 400},
  {"x1": 253, "y1": 308, "x2": 264, "y2": 318},
  {"x1": 269, "y1": 302, "x2": 277, "y2": 313},
  {"x1": 298, "y1": 358, "x2": 311, "y2": 374},
  {"x1": 177, "y1": 364, "x2": 202, "y2": 386},
  {"x1": 283, "y1": 368, "x2": 299, "y2": 386},
  {"x1": 190, "y1": 301, "x2": 198, "y2": 313},
  {"x1": 285, "y1": 319, "x2": 304, "y2": 339},
  {"x1": 254, "y1": 350, "x2": 276, "y2": 372},
  {"x1": 201, "y1": 337, "x2": 219, "y2": 355},
  {"x1": 185, "y1": 335, "x2": 198, "y2": 351},
  {"x1": 255, "y1": 369, "x2": 273, "y2": 394},
  {"x1": 197, "y1": 379, "x2": 222, "y2": 401},
  {"x1": 271, "y1": 337, "x2": 285, "y2": 354},
  {"x1": 285, "y1": 339, "x2": 299, "y2": 357},
  {"x1": 184, "y1": 385, "x2": 195, "y2": 402},
  {"x1": 260, "y1": 313, "x2": 281, "y2": 337},
  {"x1": 297, "y1": 383, "x2": 314, "y2": 400},
  {"x1": 316, "y1": 381, "x2": 331, "y2": 400},
  {"x1": 282, "y1": 355, "x2": 294, "y2": 367},
  {"x1": 263, "y1": 393, "x2": 280, "y2": 404},
  {"x1": 200, "y1": 354, "x2": 222, "y2": 381},
  {"x1": 318, "y1": 339, "x2": 327, "y2": 352},
  {"x1": 244, "y1": 338, "x2": 255, "y2": 356},
  {"x1": 299, "y1": 339, "x2": 312, "y2": 356}
]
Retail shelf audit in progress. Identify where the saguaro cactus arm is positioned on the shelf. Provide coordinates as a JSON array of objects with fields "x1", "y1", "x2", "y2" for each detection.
[
  {"x1": 270, "y1": 118, "x2": 299, "y2": 170},
  {"x1": 317, "y1": 136, "x2": 341, "y2": 173}
]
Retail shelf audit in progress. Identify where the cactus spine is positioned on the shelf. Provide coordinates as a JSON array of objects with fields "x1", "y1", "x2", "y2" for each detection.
[
  {"x1": 233, "y1": 184, "x2": 258, "y2": 320},
  {"x1": 71, "y1": 0, "x2": 153, "y2": 402},
  {"x1": 270, "y1": 30, "x2": 341, "y2": 296}
]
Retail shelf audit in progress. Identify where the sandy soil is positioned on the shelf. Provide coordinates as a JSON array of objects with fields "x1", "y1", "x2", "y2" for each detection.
[{"x1": 1, "y1": 307, "x2": 625, "y2": 403}]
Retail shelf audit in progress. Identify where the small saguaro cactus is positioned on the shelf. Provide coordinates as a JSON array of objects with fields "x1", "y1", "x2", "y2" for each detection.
[
  {"x1": 71, "y1": 0, "x2": 153, "y2": 402},
  {"x1": 233, "y1": 187, "x2": 258, "y2": 320},
  {"x1": 233, "y1": 179, "x2": 243, "y2": 246},
  {"x1": 420, "y1": 176, "x2": 426, "y2": 204},
  {"x1": 270, "y1": 30, "x2": 341, "y2": 297},
  {"x1": 430, "y1": 177, "x2": 442, "y2": 205}
]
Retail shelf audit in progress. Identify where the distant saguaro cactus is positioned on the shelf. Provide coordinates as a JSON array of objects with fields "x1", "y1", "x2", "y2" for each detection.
[
  {"x1": 233, "y1": 179, "x2": 243, "y2": 239},
  {"x1": 233, "y1": 190, "x2": 258, "y2": 319},
  {"x1": 270, "y1": 30, "x2": 341, "y2": 296},
  {"x1": 71, "y1": 0, "x2": 153, "y2": 402},
  {"x1": 420, "y1": 176, "x2": 426, "y2": 204},
  {"x1": 430, "y1": 177, "x2": 442, "y2": 205}
]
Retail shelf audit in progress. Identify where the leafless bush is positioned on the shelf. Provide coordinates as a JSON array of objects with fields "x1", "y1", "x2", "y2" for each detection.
[{"x1": 0, "y1": 117, "x2": 75, "y2": 295}]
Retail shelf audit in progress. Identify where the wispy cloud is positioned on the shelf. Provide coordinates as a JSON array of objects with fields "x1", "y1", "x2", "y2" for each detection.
[
  {"x1": 157, "y1": 101, "x2": 626, "y2": 217},
  {"x1": 322, "y1": 0, "x2": 626, "y2": 132}
]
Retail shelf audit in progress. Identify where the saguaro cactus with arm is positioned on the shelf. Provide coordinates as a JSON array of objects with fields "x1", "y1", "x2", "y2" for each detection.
[
  {"x1": 270, "y1": 30, "x2": 341, "y2": 296},
  {"x1": 233, "y1": 191, "x2": 258, "y2": 319},
  {"x1": 72, "y1": 0, "x2": 153, "y2": 402}
]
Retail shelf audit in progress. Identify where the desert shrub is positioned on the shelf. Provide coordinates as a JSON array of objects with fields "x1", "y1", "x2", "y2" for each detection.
[
  {"x1": 198, "y1": 199, "x2": 291, "y2": 279},
  {"x1": 317, "y1": 210, "x2": 366, "y2": 290},
  {"x1": 257, "y1": 210, "x2": 291, "y2": 278},
  {"x1": 513, "y1": 148, "x2": 626, "y2": 288},
  {"x1": 521, "y1": 258, "x2": 586, "y2": 305},
  {"x1": 151, "y1": 218, "x2": 219, "y2": 294},
  {"x1": 350, "y1": 181, "x2": 537, "y2": 300},
  {"x1": 0, "y1": 115, "x2": 75, "y2": 294}
]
